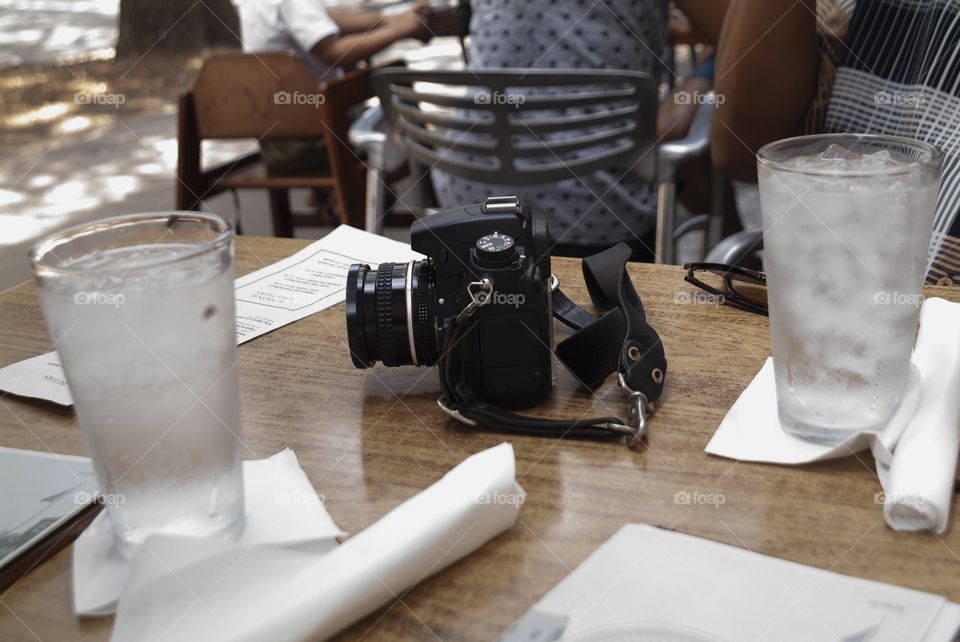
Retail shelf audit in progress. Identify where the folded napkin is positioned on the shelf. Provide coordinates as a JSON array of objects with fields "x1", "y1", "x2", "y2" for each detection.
[
  {"x1": 882, "y1": 298, "x2": 960, "y2": 532},
  {"x1": 706, "y1": 297, "x2": 960, "y2": 533},
  {"x1": 110, "y1": 442, "x2": 523, "y2": 642},
  {"x1": 74, "y1": 449, "x2": 345, "y2": 615}
]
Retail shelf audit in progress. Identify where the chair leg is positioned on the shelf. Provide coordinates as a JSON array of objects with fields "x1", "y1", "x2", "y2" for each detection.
[
  {"x1": 365, "y1": 167, "x2": 386, "y2": 235},
  {"x1": 656, "y1": 180, "x2": 677, "y2": 265},
  {"x1": 269, "y1": 188, "x2": 294, "y2": 238}
]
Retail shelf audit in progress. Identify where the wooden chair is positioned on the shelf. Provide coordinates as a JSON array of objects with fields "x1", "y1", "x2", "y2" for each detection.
[{"x1": 176, "y1": 53, "x2": 371, "y2": 235}]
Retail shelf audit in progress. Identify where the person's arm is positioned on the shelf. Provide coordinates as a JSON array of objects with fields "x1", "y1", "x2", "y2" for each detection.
[
  {"x1": 311, "y1": 8, "x2": 429, "y2": 68},
  {"x1": 325, "y1": 7, "x2": 385, "y2": 35},
  {"x1": 673, "y1": 0, "x2": 731, "y2": 44},
  {"x1": 658, "y1": 62, "x2": 713, "y2": 141},
  {"x1": 710, "y1": 0, "x2": 819, "y2": 181}
]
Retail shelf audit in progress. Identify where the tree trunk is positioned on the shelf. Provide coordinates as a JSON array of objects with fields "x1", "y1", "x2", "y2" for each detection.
[{"x1": 115, "y1": 0, "x2": 241, "y2": 58}]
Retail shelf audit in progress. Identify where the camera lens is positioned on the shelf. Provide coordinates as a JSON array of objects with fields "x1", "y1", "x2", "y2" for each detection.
[{"x1": 346, "y1": 260, "x2": 439, "y2": 368}]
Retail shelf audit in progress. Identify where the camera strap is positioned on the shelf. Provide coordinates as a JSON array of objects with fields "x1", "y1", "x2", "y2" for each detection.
[{"x1": 438, "y1": 243, "x2": 667, "y2": 447}]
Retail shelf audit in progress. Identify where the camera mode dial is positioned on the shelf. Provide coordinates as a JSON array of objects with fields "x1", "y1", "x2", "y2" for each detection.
[{"x1": 474, "y1": 232, "x2": 517, "y2": 268}]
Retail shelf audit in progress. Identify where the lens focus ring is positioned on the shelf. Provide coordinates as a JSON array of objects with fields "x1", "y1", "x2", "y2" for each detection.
[{"x1": 375, "y1": 264, "x2": 399, "y2": 367}]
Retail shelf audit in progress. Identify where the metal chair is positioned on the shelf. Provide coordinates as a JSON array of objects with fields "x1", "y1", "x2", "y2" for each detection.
[
  {"x1": 704, "y1": 228, "x2": 764, "y2": 269},
  {"x1": 350, "y1": 67, "x2": 718, "y2": 263}
]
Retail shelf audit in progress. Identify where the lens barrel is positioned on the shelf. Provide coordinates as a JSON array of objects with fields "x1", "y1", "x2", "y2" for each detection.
[{"x1": 346, "y1": 260, "x2": 439, "y2": 368}]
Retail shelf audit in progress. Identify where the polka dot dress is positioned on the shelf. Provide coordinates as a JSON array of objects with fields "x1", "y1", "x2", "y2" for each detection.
[{"x1": 431, "y1": 0, "x2": 667, "y2": 248}]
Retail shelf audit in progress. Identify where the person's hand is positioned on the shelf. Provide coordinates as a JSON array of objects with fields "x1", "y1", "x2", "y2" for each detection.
[
  {"x1": 389, "y1": 3, "x2": 431, "y2": 41},
  {"x1": 657, "y1": 76, "x2": 712, "y2": 141}
]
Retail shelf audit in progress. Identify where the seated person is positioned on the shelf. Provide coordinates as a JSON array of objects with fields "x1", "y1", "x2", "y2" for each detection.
[
  {"x1": 430, "y1": 0, "x2": 728, "y2": 260},
  {"x1": 239, "y1": 0, "x2": 432, "y2": 173},
  {"x1": 712, "y1": 0, "x2": 960, "y2": 285}
]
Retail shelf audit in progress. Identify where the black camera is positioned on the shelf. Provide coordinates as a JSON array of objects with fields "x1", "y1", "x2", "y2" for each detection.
[{"x1": 345, "y1": 196, "x2": 554, "y2": 409}]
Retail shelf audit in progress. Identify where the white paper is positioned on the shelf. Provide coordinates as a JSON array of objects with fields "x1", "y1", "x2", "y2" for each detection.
[
  {"x1": 0, "y1": 226, "x2": 421, "y2": 406},
  {"x1": 706, "y1": 298, "x2": 960, "y2": 533},
  {"x1": 519, "y1": 524, "x2": 959, "y2": 642},
  {"x1": 110, "y1": 443, "x2": 524, "y2": 642},
  {"x1": 73, "y1": 449, "x2": 346, "y2": 616},
  {"x1": 232, "y1": 225, "x2": 422, "y2": 343},
  {"x1": 0, "y1": 353, "x2": 73, "y2": 406},
  {"x1": 704, "y1": 358, "x2": 921, "y2": 465}
]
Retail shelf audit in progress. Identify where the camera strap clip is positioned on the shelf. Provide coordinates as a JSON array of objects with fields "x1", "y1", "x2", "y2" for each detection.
[
  {"x1": 617, "y1": 372, "x2": 655, "y2": 447},
  {"x1": 437, "y1": 398, "x2": 478, "y2": 427},
  {"x1": 455, "y1": 277, "x2": 495, "y2": 324}
]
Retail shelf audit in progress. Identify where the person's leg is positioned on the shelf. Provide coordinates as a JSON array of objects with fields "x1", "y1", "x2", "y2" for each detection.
[{"x1": 259, "y1": 138, "x2": 331, "y2": 174}]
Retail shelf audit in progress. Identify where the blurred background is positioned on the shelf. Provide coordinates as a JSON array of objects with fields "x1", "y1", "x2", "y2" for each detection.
[
  {"x1": 0, "y1": 0, "x2": 286, "y2": 291},
  {"x1": 0, "y1": 1, "x2": 720, "y2": 292}
]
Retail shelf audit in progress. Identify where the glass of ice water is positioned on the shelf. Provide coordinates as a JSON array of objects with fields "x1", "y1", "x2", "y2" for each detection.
[
  {"x1": 758, "y1": 134, "x2": 943, "y2": 444},
  {"x1": 31, "y1": 212, "x2": 245, "y2": 548}
]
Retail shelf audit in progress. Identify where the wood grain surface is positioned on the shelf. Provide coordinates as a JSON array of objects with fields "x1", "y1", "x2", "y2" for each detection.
[{"x1": 1, "y1": 235, "x2": 959, "y2": 641}]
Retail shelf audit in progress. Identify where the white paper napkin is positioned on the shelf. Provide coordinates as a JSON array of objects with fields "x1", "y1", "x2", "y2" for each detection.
[
  {"x1": 704, "y1": 359, "x2": 922, "y2": 465},
  {"x1": 73, "y1": 449, "x2": 345, "y2": 616},
  {"x1": 109, "y1": 442, "x2": 524, "y2": 642},
  {"x1": 882, "y1": 298, "x2": 960, "y2": 533},
  {"x1": 706, "y1": 297, "x2": 960, "y2": 533}
]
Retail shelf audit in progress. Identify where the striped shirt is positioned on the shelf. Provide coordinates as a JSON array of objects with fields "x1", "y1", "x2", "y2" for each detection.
[{"x1": 823, "y1": 0, "x2": 960, "y2": 284}]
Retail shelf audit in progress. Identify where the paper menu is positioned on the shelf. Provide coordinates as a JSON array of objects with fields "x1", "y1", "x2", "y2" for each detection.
[
  {"x1": 232, "y1": 225, "x2": 421, "y2": 342},
  {"x1": 500, "y1": 524, "x2": 959, "y2": 642},
  {"x1": 0, "y1": 226, "x2": 422, "y2": 406},
  {"x1": 0, "y1": 353, "x2": 73, "y2": 406}
]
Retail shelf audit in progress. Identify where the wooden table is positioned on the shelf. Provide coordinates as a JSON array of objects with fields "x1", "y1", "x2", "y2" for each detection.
[{"x1": 2, "y1": 236, "x2": 959, "y2": 641}]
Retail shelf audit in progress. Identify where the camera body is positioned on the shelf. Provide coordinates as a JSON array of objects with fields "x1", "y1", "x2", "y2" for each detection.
[{"x1": 346, "y1": 196, "x2": 554, "y2": 409}]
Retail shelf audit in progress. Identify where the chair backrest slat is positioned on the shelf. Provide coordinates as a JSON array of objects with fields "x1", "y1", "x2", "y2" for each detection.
[
  {"x1": 405, "y1": 139, "x2": 499, "y2": 174},
  {"x1": 511, "y1": 88, "x2": 638, "y2": 110},
  {"x1": 509, "y1": 105, "x2": 642, "y2": 136},
  {"x1": 398, "y1": 119, "x2": 498, "y2": 155},
  {"x1": 393, "y1": 101, "x2": 496, "y2": 133},
  {"x1": 373, "y1": 68, "x2": 657, "y2": 185},
  {"x1": 510, "y1": 123, "x2": 638, "y2": 158}
]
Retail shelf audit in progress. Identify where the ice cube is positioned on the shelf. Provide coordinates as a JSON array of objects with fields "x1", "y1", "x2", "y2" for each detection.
[
  {"x1": 820, "y1": 143, "x2": 863, "y2": 161},
  {"x1": 778, "y1": 145, "x2": 909, "y2": 172},
  {"x1": 854, "y1": 149, "x2": 903, "y2": 170}
]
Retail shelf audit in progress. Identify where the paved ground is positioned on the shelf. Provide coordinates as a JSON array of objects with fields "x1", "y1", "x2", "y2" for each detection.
[
  {"x1": 0, "y1": 105, "x2": 297, "y2": 290},
  {"x1": 0, "y1": 2, "x2": 349, "y2": 291},
  {"x1": 0, "y1": 0, "x2": 119, "y2": 68}
]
